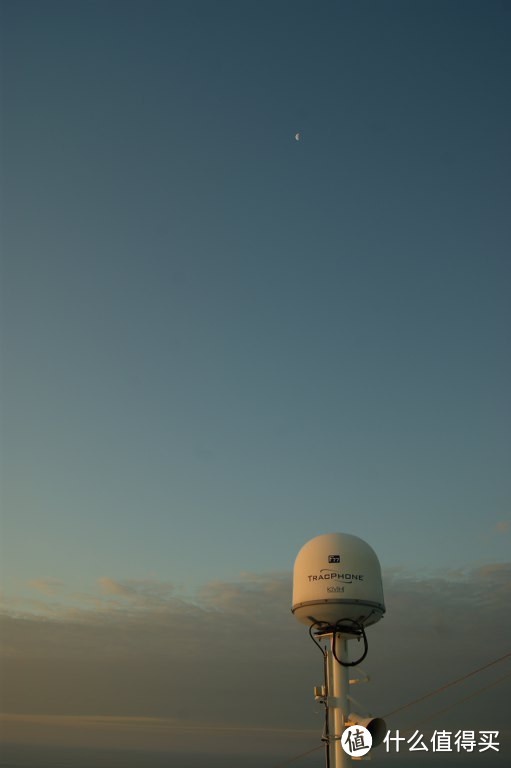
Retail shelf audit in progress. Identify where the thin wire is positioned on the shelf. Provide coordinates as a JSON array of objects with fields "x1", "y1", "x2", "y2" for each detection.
[
  {"x1": 271, "y1": 744, "x2": 323, "y2": 767},
  {"x1": 270, "y1": 651, "x2": 511, "y2": 768},
  {"x1": 383, "y1": 651, "x2": 511, "y2": 718},
  {"x1": 270, "y1": 674, "x2": 511, "y2": 767},
  {"x1": 403, "y1": 671, "x2": 511, "y2": 733}
]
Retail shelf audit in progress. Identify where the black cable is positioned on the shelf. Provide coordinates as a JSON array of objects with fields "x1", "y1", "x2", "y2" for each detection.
[
  {"x1": 308, "y1": 620, "x2": 328, "y2": 656},
  {"x1": 308, "y1": 617, "x2": 368, "y2": 666},
  {"x1": 331, "y1": 618, "x2": 368, "y2": 667},
  {"x1": 307, "y1": 617, "x2": 367, "y2": 767}
]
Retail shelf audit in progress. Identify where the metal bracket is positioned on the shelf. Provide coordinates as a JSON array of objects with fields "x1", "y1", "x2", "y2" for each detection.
[{"x1": 349, "y1": 666, "x2": 370, "y2": 685}]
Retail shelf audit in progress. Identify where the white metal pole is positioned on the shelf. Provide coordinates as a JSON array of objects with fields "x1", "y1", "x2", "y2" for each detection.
[{"x1": 326, "y1": 633, "x2": 350, "y2": 768}]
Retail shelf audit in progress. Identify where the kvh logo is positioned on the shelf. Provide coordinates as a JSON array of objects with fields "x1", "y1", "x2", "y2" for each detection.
[{"x1": 328, "y1": 554, "x2": 341, "y2": 563}]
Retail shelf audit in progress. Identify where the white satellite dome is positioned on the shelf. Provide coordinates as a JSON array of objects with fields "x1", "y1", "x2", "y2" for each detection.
[{"x1": 292, "y1": 532, "x2": 385, "y2": 629}]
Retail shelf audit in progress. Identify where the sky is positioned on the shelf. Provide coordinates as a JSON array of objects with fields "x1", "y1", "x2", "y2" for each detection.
[{"x1": 0, "y1": 0, "x2": 510, "y2": 766}]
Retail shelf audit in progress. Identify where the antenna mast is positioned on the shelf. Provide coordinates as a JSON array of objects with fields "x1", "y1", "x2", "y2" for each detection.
[{"x1": 292, "y1": 533, "x2": 387, "y2": 766}]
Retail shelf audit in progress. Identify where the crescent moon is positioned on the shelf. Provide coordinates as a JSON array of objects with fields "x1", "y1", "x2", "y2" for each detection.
[{"x1": 295, "y1": 132, "x2": 300, "y2": 141}]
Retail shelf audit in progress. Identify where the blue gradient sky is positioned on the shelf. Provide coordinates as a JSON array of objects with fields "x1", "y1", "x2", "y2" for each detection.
[{"x1": 1, "y1": 0, "x2": 510, "y2": 599}]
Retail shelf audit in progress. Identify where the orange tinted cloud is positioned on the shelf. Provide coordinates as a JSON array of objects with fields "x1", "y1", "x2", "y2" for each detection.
[
  {"x1": 27, "y1": 578, "x2": 64, "y2": 596},
  {"x1": 1, "y1": 566, "x2": 510, "y2": 756}
]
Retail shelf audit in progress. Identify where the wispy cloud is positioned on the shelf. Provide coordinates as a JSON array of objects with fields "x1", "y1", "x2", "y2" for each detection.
[
  {"x1": 1, "y1": 565, "x2": 510, "y2": 755},
  {"x1": 27, "y1": 578, "x2": 64, "y2": 596},
  {"x1": 98, "y1": 577, "x2": 176, "y2": 600},
  {"x1": 493, "y1": 520, "x2": 510, "y2": 535}
]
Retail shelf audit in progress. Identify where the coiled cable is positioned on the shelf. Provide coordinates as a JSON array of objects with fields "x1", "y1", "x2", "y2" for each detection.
[{"x1": 331, "y1": 618, "x2": 368, "y2": 667}]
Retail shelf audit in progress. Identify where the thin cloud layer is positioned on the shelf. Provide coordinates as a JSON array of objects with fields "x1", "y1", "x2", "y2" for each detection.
[
  {"x1": 27, "y1": 578, "x2": 64, "y2": 596},
  {"x1": 1, "y1": 566, "x2": 510, "y2": 757},
  {"x1": 493, "y1": 521, "x2": 510, "y2": 534}
]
